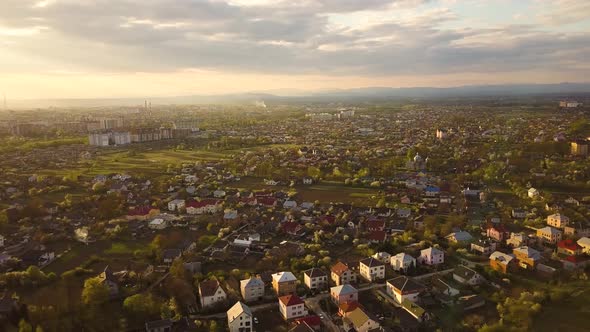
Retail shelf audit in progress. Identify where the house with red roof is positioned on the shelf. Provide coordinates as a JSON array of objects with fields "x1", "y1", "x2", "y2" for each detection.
[
  {"x1": 282, "y1": 222, "x2": 304, "y2": 236},
  {"x1": 367, "y1": 231, "x2": 387, "y2": 244},
  {"x1": 293, "y1": 316, "x2": 321, "y2": 330},
  {"x1": 279, "y1": 294, "x2": 307, "y2": 320},
  {"x1": 366, "y1": 219, "x2": 385, "y2": 232},
  {"x1": 557, "y1": 239, "x2": 583, "y2": 256},
  {"x1": 258, "y1": 197, "x2": 277, "y2": 208},
  {"x1": 186, "y1": 199, "x2": 222, "y2": 215},
  {"x1": 126, "y1": 206, "x2": 160, "y2": 221}
]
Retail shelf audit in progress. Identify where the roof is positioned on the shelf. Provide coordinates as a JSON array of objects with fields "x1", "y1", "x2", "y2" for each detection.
[
  {"x1": 367, "y1": 230, "x2": 387, "y2": 242},
  {"x1": 304, "y1": 268, "x2": 327, "y2": 278},
  {"x1": 578, "y1": 237, "x2": 590, "y2": 247},
  {"x1": 289, "y1": 322, "x2": 315, "y2": 332},
  {"x1": 387, "y1": 276, "x2": 425, "y2": 293},
  {"x1": 360, "y1": 257, "x2": 385, "y2": 268},
  {"x1": 558, "y1": 239, "x2": 582, "y2": 251},
  {"x1": 339, "y1": 301, "x2": 360, "y2": 313},
  {"x1": 227, "y1": 301, "x2": 252, "y2": 323},
  {"x1": 538, "y1": 226, "x2": 561, "y2": 235},
  {"x1": 513, "y1": 246, "x2": 541, "y2": 260},
  {"x1": 199, "y1": 279, "x2": 221, "y2": 297},
  {"x1": 401, "y1": 298, "x2": 425, "y2": 318},
  {"x1": 279, "y1": 294, "x2": 304, "y2": 306},
  {"x1": 345, "y1": 307, "x2": 372, "y2": 328},
  {"x1": 446, "y1": 231, "x2": 473, "y2": 242},
  {"x1": 421, "y1": 247, "x2": 444, "y2": 256},
  {"x1": 272, "y1": 271, "x2": 297, "y2": 283},
  {"x1": 489, "y1": 251, "x2": 515, "y2": 265},
  {"x1": 294, "y1": 315, "x2": 321, "y2": 327},
  {"x1": 453, "y1": 265, "x2": 478, "y2": 280},
  {"x1": 241, "y1": 276, "x2": 264, "y2": 289},
  {"x1": 392, "y1": 253, "x2": 415, "y2": 263},
  {"x1": 331, "y1": 262, "x2": 350, "y2": 276},
  {"x1": 331, "y1": 284, "x2": 358, "y2": 296}
]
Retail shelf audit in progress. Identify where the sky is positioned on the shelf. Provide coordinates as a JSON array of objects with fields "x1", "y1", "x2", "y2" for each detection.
[{"x1": 0, "y1": 0, "x2": 590, "y2": 99}]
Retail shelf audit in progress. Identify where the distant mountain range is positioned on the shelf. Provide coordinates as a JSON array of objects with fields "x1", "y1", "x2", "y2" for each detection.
[{"x1": 7, "y1": 82, "x2": 590, "y2": 109}]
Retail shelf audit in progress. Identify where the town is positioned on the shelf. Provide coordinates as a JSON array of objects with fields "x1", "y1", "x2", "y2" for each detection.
[{"x1": 0, "y1": 98, "x2": 589, "y2": 332}]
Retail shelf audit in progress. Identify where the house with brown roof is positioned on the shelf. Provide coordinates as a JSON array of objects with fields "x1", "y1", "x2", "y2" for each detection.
[
  {"x1": 386, "y1": 276, "x2": 426, "y2": 304},
  {"x1": 199, "y1": 279, "x2": 227, "y2": 309},
  {"x1": 359, "y1": 257, "x2": 385, "y2": 282},
  {"x1": 303, "y1": 268, "x2": 327, "y2": 292},
  {"x1": 331, "y1": 262, "x2": 357, "y2": 286}
]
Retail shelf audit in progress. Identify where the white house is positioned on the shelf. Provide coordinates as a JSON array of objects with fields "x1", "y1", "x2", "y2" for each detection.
[
  {"x1": 331, "y1": 284, "x2": 358, "y2": 304},
  {"x1": 199, "y1": 279, "x2": 227, "y2": 309},
  {"x1": 227, "y1": 301, "x2": 253, "y2": 332},
  {"x1": 372, "y1": 252, "x2": 391, "y2": 264},
  {"x1": 278, "y1": 294, "x2": 307, "y2": 320},
  {"x1": 390, "y1": 253, "x2": 416, "y2": 272},
  {"x1": 453, "y1": 265, "x2": 484, "y2": 285},
  {"x1": 240, "y1": 277, "x2": 265, "y2": 303},
  {"x1": 386, "y1": 276, "x2": 425, "y2": 304},
  {"x1": 148, "y1": 218, "x2": 168, "y2": 230},
  {"x1": 359, "y1": 257, "x2": 385, "y2": 282},
  {"x1": 528, "y1": 188, "x2": 540, "y2": 199},
  {"x1": 303, "y1": 268, "x2": 328, "y2": 291},
  {"x1": 418, "y1": 247, "x2": 444, "y2": 266},
  {"x1": 577, "y1": 237, "x2": 590, "y2": 254},
  {"x1": 167, "y1": 199, "x2": 185, "y2": 212}
]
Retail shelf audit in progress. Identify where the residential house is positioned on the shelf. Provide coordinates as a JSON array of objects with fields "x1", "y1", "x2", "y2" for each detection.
[
  {"x1": 401, "y1": 299, "x2": 429, "y2": 322},
  {"x1": 528, "y1": 188, "x2": 540, "y2": 199},
  {"x1": 372, "y1": 252, "x2": 391, "y2": 264},
  {"x1": 547, "y1": 213, "x2": 569, "y2": 229},
  {"x1": 537, "y1": 226, "x2": 562, "y2": 244},
  {"x1": 240, "y1": 277, "x2": 265, "y2": 302},
  {"x1": 578, "y1": 237, "x2": 590, "y2": 254},
  {"x1": 359, "y1": 257, "x2": 385, "y2": 282},
  {"x1": 272, "y1": 272, "x2": 297, "y2": 296},
  {"x1": 489, "y1": 251, "x2": 516, "y2": 273},
  {"x1": 390, "y1": 253, "x2": 416, "y2": 272},
  {"x1": 458, "y1": 294, "x2": 486, "y2": 311},
  {"x1": 445, "y1": 231, "x2": 474, "y2": 244},
  {"x1": 506, "y1": 233, "x2": 527, "y2": 248},
  {"x1": 342, "y1": 307, "x2": 380, "y2": 332},
  {"x1": 330, "y1": 284, "x2": 358, "y2": 305},
  {"x1": 470, "y1": 239, "x2": 496, "y2": 256},
  {"x1": 303, "y1": 268, "x2": 327, "y2": 292},
  {"x1": 511, "y1": 209, "x2": 527, "y2": 219},
  {"x1": 167, "y1": 199, "x2": 185, "y2": 212},
  {"x1": 162, "y1": 249, "x2": 182, "y2": 265},
  {"x1": 513, "y1": 246, "x2": 542, "y2": 269},
  {"x1": 331, "y1": 262, "x2": 357, "y2": 286},
  {"x1": 149, "y1": 218, "x2": 167, "y2": 230},
  {"x1": 97, "y1": 266, "x2": 119, "y2": 296},
  {"x1": 227, "y1": 301, "x2": 253, "y2": 332},
  {"x1": 397, "y1": 208, "x2": 412, "y2": 218},
  {"x1": 557, "y1": 239, "x2": 583, "y2": 256},
  {"x1": 386, "y1": 276, "x2": 426, "y2": 304},
  {"x1": 199, "y1": 279, "x2": 227, "y2": 309},
  {"x1": 283, "y1": 200, "x2": 298, "y2": 209},
  {"x1": 278, "y1": 294, "x2": 307, "y2": 320},
  {"x1": 453, "y1": 266, "x2": 484, "y2": 285},
  {"x1": 486, "y1": 224, "x2": 510, "y2": 242},
  {"x1": 564, "y1": 223, "x2": 590, "y2": 238},
  {"x1": 432, "y1": 277, "x2": 460, "y2": 297},
  {"x1": 418, "y1": 247, "x2": 444, "y2": 266}
]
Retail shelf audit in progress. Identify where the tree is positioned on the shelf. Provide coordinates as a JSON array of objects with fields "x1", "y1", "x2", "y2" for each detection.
[
  {"x1": 18, "y1": 319, "x2": 33, "y2": 332},
  {"x1": 123, "y1": 294, "x2": 160, "y2": 320},
  {"x1": 81, "y1": 277, "x2": 110, "y2": 306}
]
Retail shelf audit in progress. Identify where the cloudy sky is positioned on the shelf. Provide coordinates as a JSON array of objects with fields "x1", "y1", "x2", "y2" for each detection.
[{"x1": 1, "y1": 0, "x2": 589, "y2": 99}]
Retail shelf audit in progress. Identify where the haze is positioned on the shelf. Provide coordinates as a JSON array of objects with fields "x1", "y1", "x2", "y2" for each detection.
[{"x1": 1, "y1": 0, "x2": 590, "y2": 99}]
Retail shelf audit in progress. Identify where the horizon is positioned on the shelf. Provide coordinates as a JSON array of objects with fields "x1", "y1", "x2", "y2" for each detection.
[{"x1": 2, "y1": 0, "x2": 590, "y2": 99}]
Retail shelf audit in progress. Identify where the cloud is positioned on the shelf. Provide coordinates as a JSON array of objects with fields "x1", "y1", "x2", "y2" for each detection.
[{"x1": 0, "y1": 0, "x2": 588, "y2": 81}]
